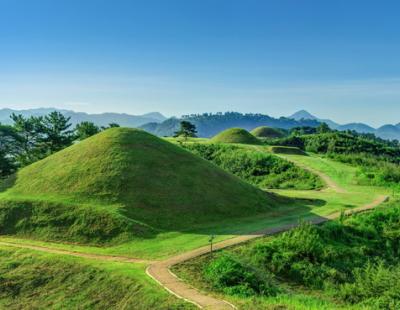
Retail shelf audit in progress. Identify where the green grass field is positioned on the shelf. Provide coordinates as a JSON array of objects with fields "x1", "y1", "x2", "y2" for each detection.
[{"x1": 0, "y1": 245, "x2": 192, "y2": 309}]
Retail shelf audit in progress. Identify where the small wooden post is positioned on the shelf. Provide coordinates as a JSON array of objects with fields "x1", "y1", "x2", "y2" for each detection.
[{"x1": 209, "y1": 234, "x2": 215, "y2": 255}]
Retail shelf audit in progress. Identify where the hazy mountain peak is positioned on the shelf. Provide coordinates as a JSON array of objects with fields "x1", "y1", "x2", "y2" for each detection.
[
  {"x1": 289, "y1": 110, "x2": 318, "y2": 120},
  {"x1": 140, "y1": 112, "x2": 167, "y2": 121}
]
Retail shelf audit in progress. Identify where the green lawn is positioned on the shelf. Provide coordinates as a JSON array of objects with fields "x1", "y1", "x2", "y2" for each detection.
[{"x1": 0, "y1": 245, "x2": 192, "y2": 309}]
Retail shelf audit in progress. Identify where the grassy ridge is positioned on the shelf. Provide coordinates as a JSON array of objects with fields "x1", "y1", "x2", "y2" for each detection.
[{"x1": 0, "y1": 245, "x2": 191, "y2": 309}]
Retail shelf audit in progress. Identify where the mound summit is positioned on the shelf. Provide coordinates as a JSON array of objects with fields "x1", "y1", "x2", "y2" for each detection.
[
  {"x1": 211, "y1": 128, "x2": 261, "y2": 144},
  {"x1": 0, "y1": 128, "x2": 277, "y2": 244},
  {"x1": 251, "y1": 126, "x2": 284, "y2": 138}
]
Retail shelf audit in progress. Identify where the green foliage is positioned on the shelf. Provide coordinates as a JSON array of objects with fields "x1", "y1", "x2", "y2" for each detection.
[
  {"x1": 211, "y1": 128, "x2": 261, "y2": 145},
  {"x1": 8, "y1": 112, "x2": 74, "y2": 168},
  {"x1": 0, "y1": 128, "x2": 279, "y2": 243},
  {"x1": 39, "y1": 111, "x2": 74, "y2": 153},
  {"x1": 337, "y1": 261, "x2": 400, "y2": 309},
  {"x1": 0, "y1": 247, "x2": 189, "y2": 309},
  {"x1": 206, "y1": 204, "x2": 400, "y2": 307},
  {"x1": 75, "y1": 121, "x2": 100, "y2": 140},
  {"x1": 327, "y1": 153, "x2": 400, "y2": 188},
  {"x1": 0, "y1": 124, "x2": 20, "y2": 177},
  {"x1": 203, "y1": 254, "x2": 280, "y2": 297},
  {"x1": 174, "y1": 121, "x2": 197, "y2": 140},
  {"x1": 183, "y1": 143, "x2": 322, "y2": 190},
  {"x1": 301, "y1": 131, "x2": 400, "y2": 157}
]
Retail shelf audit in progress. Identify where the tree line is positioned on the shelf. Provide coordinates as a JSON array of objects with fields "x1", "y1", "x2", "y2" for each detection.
[{"x1": 0, "y1": 111, "x2": 118, "y2": 177}]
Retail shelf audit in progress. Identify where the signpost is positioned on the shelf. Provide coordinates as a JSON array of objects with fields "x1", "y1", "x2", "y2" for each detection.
[{"x1": 209, "y1": 234, "x2": 215, "y2": 255}]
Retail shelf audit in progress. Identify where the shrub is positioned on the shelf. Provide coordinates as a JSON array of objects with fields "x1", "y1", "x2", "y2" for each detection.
[
  {"x1": 203, "y1": 254, "x2": 279, "y2": 297},
  {"x1": 183, "y1": 143, "x2": 322, "y2": 190}
]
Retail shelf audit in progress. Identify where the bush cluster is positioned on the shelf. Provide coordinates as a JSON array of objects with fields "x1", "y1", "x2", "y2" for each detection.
[{"x1": 183, "y1": 143, "x2": 322, "y2": 190}]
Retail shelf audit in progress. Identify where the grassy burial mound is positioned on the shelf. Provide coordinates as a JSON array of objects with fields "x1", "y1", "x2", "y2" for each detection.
[
  {"x1": 251, "y1": 126, "x2": 284, "y2": 139},
  {"x1": 0, "y1": 128, "x2": 278, "y2": 244},
  {"x1": 211, "y1": 128, "x2": 261, "y2": 145}
]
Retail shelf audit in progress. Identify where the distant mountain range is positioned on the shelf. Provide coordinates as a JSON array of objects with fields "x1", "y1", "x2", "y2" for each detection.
[
  {"x1": 140, "y1": 112, "x2": 320, "y2": 137},
  {"x1": 0, "y1": 108, "x2": 167, "y2": 127},
  {"x1": 289, "y1": 110, "x2": 400, "y2": 141},
  {"x1": 2, "y1": 107, "x2": 400, "y2": 141}
]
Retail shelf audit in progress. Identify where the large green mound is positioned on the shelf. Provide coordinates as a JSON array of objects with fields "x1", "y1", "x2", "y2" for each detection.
[
  {"x1": 251, "y1": 126, "x2": 284, "y2": 138},
  {"x1": 211, "y1": 128, "x2": 261, "y2": 145},
  {"x1": 0, "y1": 128, "x2": 276, "y2": 243}
]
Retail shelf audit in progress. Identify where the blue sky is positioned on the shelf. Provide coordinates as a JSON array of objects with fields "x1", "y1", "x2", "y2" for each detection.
[{"x1": 1, "y1": 0, "x2": 400, "y2": 126}]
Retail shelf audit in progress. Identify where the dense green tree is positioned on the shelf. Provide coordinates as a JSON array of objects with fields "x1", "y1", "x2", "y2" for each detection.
[
  {"x1": 174, "y1": 121, "x2": 197, "y2": 140},
  {"x1": 0, "y1": 124, "x2": 20, "y2": 177},
  {"x1": 10, "y1": 113, "x2": 43, "y2": 165},
  {"x1": 40, "y1": 112, "x2": 74, "y2": 153},
  {"x1": 316, "y1": 122, "x2": 331, "y2": 133},
  {"x1": 75, "y1": 121, "x2": 100, "y2": 140}
]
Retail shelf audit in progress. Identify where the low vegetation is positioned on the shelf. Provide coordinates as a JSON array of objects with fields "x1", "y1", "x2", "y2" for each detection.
[
  {"x1": 183, "y1": 143, "x2": 322, "y2": 190},
  {"x1": 175, "y1": 202, "x2": 400, "y2": 309}
]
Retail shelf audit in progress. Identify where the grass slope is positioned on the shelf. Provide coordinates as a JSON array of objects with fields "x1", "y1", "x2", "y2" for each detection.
[
  {"x1": 0, "y1": 128, "x2": 277, "y2": 244},
  {"x1": 174, "y1": 202, "x2": 400, "y2": 309},
  {"x1": 251, "y1": 126, "x2": 284, "y2": 139},
  {"x1": 0, "y1": 245, "x2": 191, "y2": 309},
  {"x1": 182, "y1": 143, "x2": 322, "y2": 190},
  {"x1": 211, "y1": 128, "x2": 261, "y2": 145}
]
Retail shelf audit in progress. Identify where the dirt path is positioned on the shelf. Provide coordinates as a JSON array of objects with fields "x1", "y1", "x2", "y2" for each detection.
[
  {"x1": 0, "y1": 241, "x2": 153, "y2": 264},
  {"x1": 280, "y1": 156, "x2": 346, "y2": 193},
  {"x1": 0, "y1": 195, "x2": 388, "y2": 310},
  {"x1": 146, "y1": 194, "x2": 388, "y2": 309}
]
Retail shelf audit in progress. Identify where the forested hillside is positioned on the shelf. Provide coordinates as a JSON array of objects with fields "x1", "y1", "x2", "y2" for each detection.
[{"x1": 140, "y1": 112, "x2": 320, "y2": 137}]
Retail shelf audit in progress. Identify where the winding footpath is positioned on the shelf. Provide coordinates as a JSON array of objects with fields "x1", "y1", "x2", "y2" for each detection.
[{"x1": 0, "y1": 165, "x2": 389, "y2": 310}]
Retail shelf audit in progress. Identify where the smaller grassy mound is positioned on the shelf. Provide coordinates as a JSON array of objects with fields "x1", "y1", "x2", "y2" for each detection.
[
  {"x1": 0, "y1": 246, "x2": 191, "y2": 309},
  {"x1": 270, "y1": 146, "x2": 306, "y2": 155},
  {"x1": 251, "y1": 126, "x2": 284, "y2": 139},
  {"x1": 211, "y1": 128, "x2": 261, "y2": 145}
]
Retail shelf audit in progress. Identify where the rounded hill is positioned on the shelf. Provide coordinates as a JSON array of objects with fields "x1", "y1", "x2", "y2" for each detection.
[
  {"x1": 0, "y1": 128, "x2": 278, "y2": 243},
  {"x1": 211, "y1": 128, "x2": 260, "y2": 145},
  {"x1": 251, "y1": 126, "x2": 284, "y2": 138}
]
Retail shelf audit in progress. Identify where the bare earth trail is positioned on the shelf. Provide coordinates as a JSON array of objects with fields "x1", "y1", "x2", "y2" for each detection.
[
  {"x1": 276, "y1": 154, "x2": 346, "y2": 193},
  {"x1": 0, "y1": 163, "x2": 388, "y2": 310}
]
